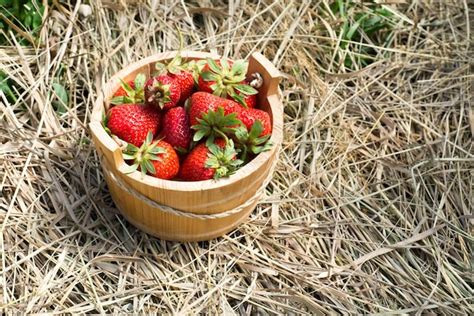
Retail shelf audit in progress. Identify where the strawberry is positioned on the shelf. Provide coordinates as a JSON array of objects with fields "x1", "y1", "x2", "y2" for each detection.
[
  {"x1": 173, "y1": 70, "x2": 194, "y2": 103},
  {"x1": 240, "y1": 79, "x2": 258, "y2": 108},
  {"x1": 179, "y1": 139, "x2": 243, "y2": 181},
  {"x1": 144, "y1": 74, "x2": 181, "y2": 110},
  {"x1": 239, "y1": 108, "x2": 272, "y2": 137},
  {"x1": 190, "y1": 92, "x2": 270, "y2": 142},
  {"x1": 235, "y1": 92, "x2": 257, "y2": 108},
  {"x1": 234, "y1": 121, "x2": 272, "y2": 162},
  {"x1": 198, "y1": 58, "x2": 258, "y2": 108},
  {"x1": 106, "y1": 104, "x2": 161, "y2": 147},
  {"x1": 122, "y1": 132, "x2": 179, "y2": 180},
  {"x1": 155, "y1": 55, "x2": 196, "y2": 104},
  {"x1": 189, "y1": 92, "x2": 242, "y2": 146},
  {"x1": 197, "y1": 61, "x2": 225, "y2": 93},
  {"x1": 162, "y1": 107, "x2": 191, "y2": 152},
  {"x1": 110, "y1": 73, "x2": 147, "y2": 105},
  {"x1": 189, "y1": 92, "x2": 242, "y2": 126}
]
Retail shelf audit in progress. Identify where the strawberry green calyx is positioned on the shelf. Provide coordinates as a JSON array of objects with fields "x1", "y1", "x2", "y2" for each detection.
[
  {"x1": 205, "y1": 139, "x2": 243, "y2": 179},
  {"x1": 146, "y1": 80, "x2": 172, "y2": 109},
  {"x1": 122, "y1": 131, "x2": 166, "y2": 178},
  {"x1": 101, "y1": 111, "x2": 111, "y2": 135},
  {"x1": 192, "y1": 107, "x2": 241, "y2": 147},
  {"x1": 110, "y1": 73, "x2": 146, "y2": 105},
  {"x1": 234, "y1": 121, "x2": 272, "y2": 162},
  {"x1": 188, "y1": 59, "x2": 207, "y2": 84},
  {"x1": 156, "y1": 57, "x2": 205, "y2": 86},
  {"x1": 201, "y1": 58, "x2": 258, "y2": 107},
  {"x1": 155, "y1": 55, "x2": 183, "y2": 76}
]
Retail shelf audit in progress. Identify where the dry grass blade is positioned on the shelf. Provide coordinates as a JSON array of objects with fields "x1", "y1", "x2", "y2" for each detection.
[{"x1": 0, "y1": 0, "x2": 472, "y2": 314}]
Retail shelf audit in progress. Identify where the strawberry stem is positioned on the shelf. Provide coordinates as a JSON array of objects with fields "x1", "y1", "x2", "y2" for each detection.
[
  {"x1": 214, "y1": 128, "x2": 229, "y2": 143},
  {"x1": 240, "y1": 146, "x2": 248, "y2": 163},
  {"x1": 205, "y1": 139, "x2": 243, "y2": 179}
]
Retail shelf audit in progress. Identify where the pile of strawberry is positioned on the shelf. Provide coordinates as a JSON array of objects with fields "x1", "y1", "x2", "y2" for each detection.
[{"x1": 103, "y1": 55, "x2": 272, "y2": 181}]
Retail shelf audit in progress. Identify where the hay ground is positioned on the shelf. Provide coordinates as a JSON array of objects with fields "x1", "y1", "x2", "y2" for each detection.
[{"x1": 1, "y1": 0, "x2": 473, "y2": 314}]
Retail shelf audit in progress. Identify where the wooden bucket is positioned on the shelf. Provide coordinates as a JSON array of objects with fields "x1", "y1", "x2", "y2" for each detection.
[{"x1": 89, "y1": 51, "x2": 283, "y2": 242}]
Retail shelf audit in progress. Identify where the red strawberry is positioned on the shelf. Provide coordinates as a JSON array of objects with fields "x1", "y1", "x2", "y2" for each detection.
[
  {"x1": 189, "y1": 92, "x2": 242, "y2": 126},
  {"x1": 162, "y1": 107, "x2": 191, "y2": 152},
  {"x1": 197, "y1": 62, "x2": 218, "y2": 93},
  {"x1": 221, "y1": 79, "x2": 257, "y2": 108},
  {"x1": 144, "y1": 74, "x2": 181, "y2": 110},
  {"x1": 197, "y1": 60, "x2": 234, "y2": 93},
  {"x1": 106, "y1": 104, "x2": 161, "y2": 147},
  {"x1": 122, "y1": 132, "x2": 179, "y2": 180},
  {"x1": 111, "y1": 73, "x2": 147, "y2": 105},
  {"x1": 245, "y1": 95, "x2": 257, "y2": 108},
  {"x1": 239, "y1": 108, "x2": 272, "y2": 137},
  {"x1": 148, "y1": 140, "x2": 180, "y2": 179},
  {"x1": 155, "y1": 55, "x2": 197, "y2": 104},
  {"x1": 231, "y1": 92, "x2": 257, "y2": 108},
  {"x1": 189, "y1": 92, "x2": 243, "y2": 146},
  {"x1": 190, "y1": 92, "x2": 270, "y2": 141},
  {"x1": 198, "y1": 58, "x2": 258, "y2": 108},
  {"x1": 240, "y1": 79, "x2": 258, "y2": 108},
  {"x1": 172, "y1": 70, "x2": 194, "y2": 103},
  {"x1": 179, "y1": 139, "x2": 242, "y2": 181}
]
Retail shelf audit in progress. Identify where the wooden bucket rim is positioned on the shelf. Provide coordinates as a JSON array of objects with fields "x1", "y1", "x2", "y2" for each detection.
[{"x1": 90, "y1": 50, "x2": 283, "y2": 192}]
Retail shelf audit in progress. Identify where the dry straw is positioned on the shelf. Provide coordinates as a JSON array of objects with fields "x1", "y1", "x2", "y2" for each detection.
[{"x1": 0, "y1": 0, "x2": 472, "y2": 314}]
